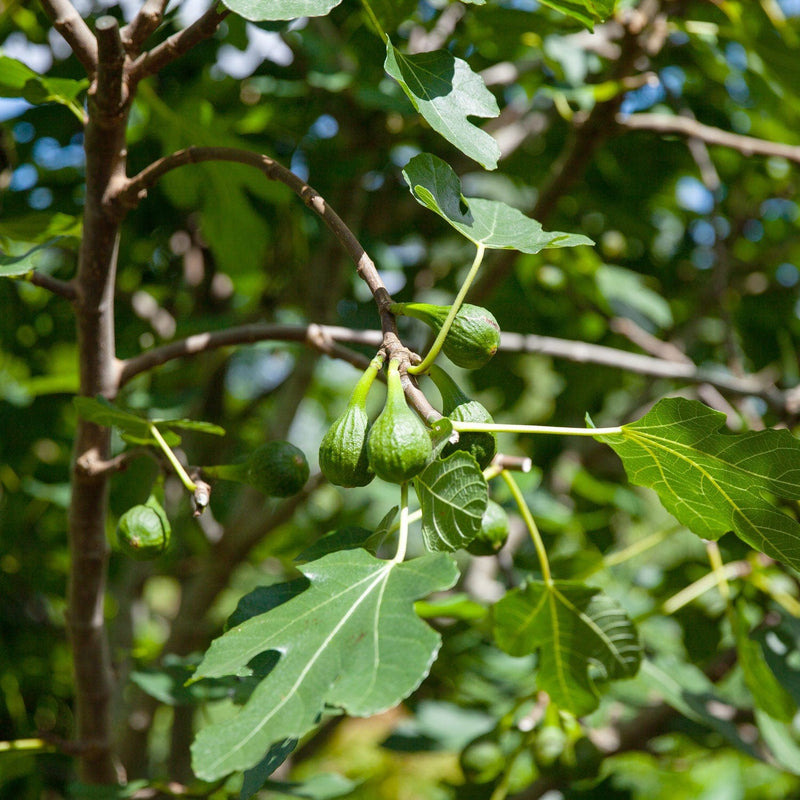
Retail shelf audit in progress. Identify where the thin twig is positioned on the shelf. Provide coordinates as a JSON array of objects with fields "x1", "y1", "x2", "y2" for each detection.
[
  {"x1": 127, "y1": 4, "x2": 229, "y2": 83},
  {"x1": 617, "y1": 112, "x2": 800, "y2": 164},
  {"x1": 40, "y1": 0, "x2": 98, "y2": 74},
  {"x1": 29, "y1": 271, "x2": 78, "y2": 301},
  {"x1": 121, "y1": 0, "x2": 169, "y2": 54}
]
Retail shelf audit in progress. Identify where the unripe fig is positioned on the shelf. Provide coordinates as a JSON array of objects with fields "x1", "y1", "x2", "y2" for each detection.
[
  {"x1": 367, "y1": 360, "x2": 432, "y2": 483},
  {"x1": 429, "y1": 365, "x2": 496, "y2": 469},
  {"x1": 319, "y1": 358, "x2": 382, "y2": 487},
  {"x1": 117, "y1": 493, "x2": 171, "y2": 560},
  {"x1": 467, "y1": 499, "x2": 510, "y2": 555},
  {"x1": 460, "y1": 736, "x2": 505, "y2": 784},
  {"x1": 204, "y1": 441, "x2": 309, "y2": 497},
  {"x1": 391, "y1": 302, "x2": 501, "y2": 369}
]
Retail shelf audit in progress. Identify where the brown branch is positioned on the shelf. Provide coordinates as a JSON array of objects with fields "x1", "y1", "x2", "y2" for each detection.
[
  {"x1": 499, "y1": 330, "x2": 788, "y2": 410},
  {"x1": 66, "y1": 2, "x2": 133, "y2": 783},
  {"x1": 127, "y1": 4, "x2": 230, "y2": 83},
  {"x1": 118, "y1": 318, "x2": 790, "y2": 415},
  {"x1": 29, "y1": 271, "x2": 78, "y2": 301},
  {"x1": 40, "y1": 0, "x2": 98, "y2": 74},
  {"x1": 115, "y1": 147, "x2": 389, "y2": 309},
  {"x1": 617, "y1": 112, "x2": 800, "y2": 164},
  {"x1": 117, "y1": 323, "x2": 383, "y2": 386},
  {"x1": 114, "y1": 145, "x2": 412, "y2": 376},
  {"x1": 120, "y1": 0, "x2": 169, "y2": 54},
  {"x1": 95, "y1": 17, "x2": 128, "y2": 115}
]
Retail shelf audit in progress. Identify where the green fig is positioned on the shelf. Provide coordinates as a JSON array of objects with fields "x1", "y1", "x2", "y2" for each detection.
[
  {"x1": 367, "y1": 359, "x2": 432, "y2": 483},
  {"x1": 467, "y1": 499, "x2": 510, "y2": 555},
  {"x1": 460, "y1": 736, "x2": 506, "y2": 784},
  {"x1": 204, "y1": 440, "x2": 309, "y2": 497},
  {"x1": 391, "y1": 302, "x2": 501, "y2": 369},
  {"x1": 117, "y1": 492, "x2": 171, "y2": 560},
  {"x1": 319, "y1": 357, "x2": 382, "y2": 487},
  {"x1": 429, "y1": 365, "x2": 496, "y2": 469}
]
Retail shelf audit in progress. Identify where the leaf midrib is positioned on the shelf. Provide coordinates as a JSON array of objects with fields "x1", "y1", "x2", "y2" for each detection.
[{"x1": 203, "y1": 563, "x2": 393, "y2": 774}]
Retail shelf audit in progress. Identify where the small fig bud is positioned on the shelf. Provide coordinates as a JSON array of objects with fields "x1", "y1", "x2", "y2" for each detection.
[
  {"x1": 467, "y1": 499, "x2": 510, "y2": 555},
  {"x1": 117, "y1": 493, "x2": 171, "y2": 560}
]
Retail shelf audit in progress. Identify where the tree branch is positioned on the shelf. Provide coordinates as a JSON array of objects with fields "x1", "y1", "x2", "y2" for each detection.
[
  {"x1": 40, "y1": 0, "x2": 98, "y2": 75},
  {"x1": 95, "y1": 17, "x2": 127, "y2": 115},
  {"x1": 120, "y1": 0, "x2": 169, "y2": 54},
  {"x1": 114, "y1": 145, "x2": 407, "y2": 365},
  {"x1": 127, "y1": 4, "x2": 229, "y2": 83},
  {"x1": 617, "y1": 112, "x2": 800, "y2": 164},
  {"x1": 29, "y1": 271, "x2": 78, "y2": 302},
  {"x1": 66, "y1": 4, "x2": 132, "y2": 783},
  {"x1": 118, "y1": 323, "x2": 380, "y2": 386},
  {"x1": 500, "y1": 330, "x2": 786, "y2": 408},
  {"x1": 117, "y1": 318, "x2": 789, "y2": 414},
  {"x1": 116, "y1": 147, "x2": 389, "y2": 305}
]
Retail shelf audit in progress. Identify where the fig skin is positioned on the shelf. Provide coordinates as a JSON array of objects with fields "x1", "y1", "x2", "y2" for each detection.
[
  {"x1": 367, "y1": 360, "x2": 432, "y2": 484},
  {"x1": 429, "y1": 365, "x2": 497, "y2": 469},
  {"x1": 391, "y1": 302, "x2": 501, "y2": 370}
]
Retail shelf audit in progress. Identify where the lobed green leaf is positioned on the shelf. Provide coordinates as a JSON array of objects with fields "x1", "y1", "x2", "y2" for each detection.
[
  {"x1": 493, "y1": 580, "x2": 641, "y2": 715},
  {"x1": 190, "y1": 549, "x2": 458, "y2": 779},
  {"x1": 596, "y1": 397, "x2": 800, "y2": 569},
  {"x1": 385, "y1": 45, "x2": 500, "y2": 169},
  {"x1": 402, "y1": 154, "x2": 593, "y2": 251}
]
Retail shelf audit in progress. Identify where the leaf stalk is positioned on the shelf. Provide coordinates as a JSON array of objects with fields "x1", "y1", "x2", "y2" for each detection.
[
  {"x1": 409, "y1": 243, "x2": 486, "y2": 375},
  {"x1": 148, "y1": 423, "x2": 197, "y2": 493},
  {"x1": 502, "y1": 470, "x2": 552, "y2": 585}
]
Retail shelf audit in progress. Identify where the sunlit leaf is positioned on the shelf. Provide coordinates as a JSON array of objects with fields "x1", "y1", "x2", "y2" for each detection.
[
  {"x1": 0, "y1": 55, "x2": 87, "y2": 119},
  {"x1": 493, "y1": 580, "x2": 641, "y2": 715},
  {"x1": 596, "y1": 397, "x2": 800, "y2": 569},
  {"x1": 73, "y1": 397, "x2": 224, "y2": 443},
  {"x1": 221, "y1": 0, "x2": 343, "y2": 21},
  {"x1": 402, "y1": 154, "x2": 593, "y2": 251},
  {"x1": 190, "y1": 549, "x2": 458, "y2": 779},
  {"x1": 537, "y1": 0, "x2": 616, "y2": 31},
  {"x1": 385, "y1": 45, "x2": 500, "y2": 169}
]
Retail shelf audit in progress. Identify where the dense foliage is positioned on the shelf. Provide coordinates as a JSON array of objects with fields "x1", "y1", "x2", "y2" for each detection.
[{"x1": 2, "y1": 1, "x2": 800, "y2": 798}]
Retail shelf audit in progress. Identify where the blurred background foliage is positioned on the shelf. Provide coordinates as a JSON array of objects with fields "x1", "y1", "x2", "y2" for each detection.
[{"x1": 2, "y1": 0, "x2": 800, "y2": 797}]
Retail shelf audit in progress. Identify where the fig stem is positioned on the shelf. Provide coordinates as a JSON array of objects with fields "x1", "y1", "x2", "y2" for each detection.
[
  {"x1": 451, "y1": 421, "x2": 624, "y2": 437},
  {"x1": 359, "y1": 0, "x2": 388, "y2": 42},
  {"x1": 393, "y1": 480, "x2": 411, "y2": 563},
  {"x1": 502, "y1": 469, "x2": 552, "y2": 586},
  {"x1": 408, "y1": 243, "x2": 486, "y2": 375},
  {"x1": 148, "y1": 422, "x2": 198, "y2": 493},
  {"x1": 351, "y1": 353, "x2": 384, "y2": 408}
]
